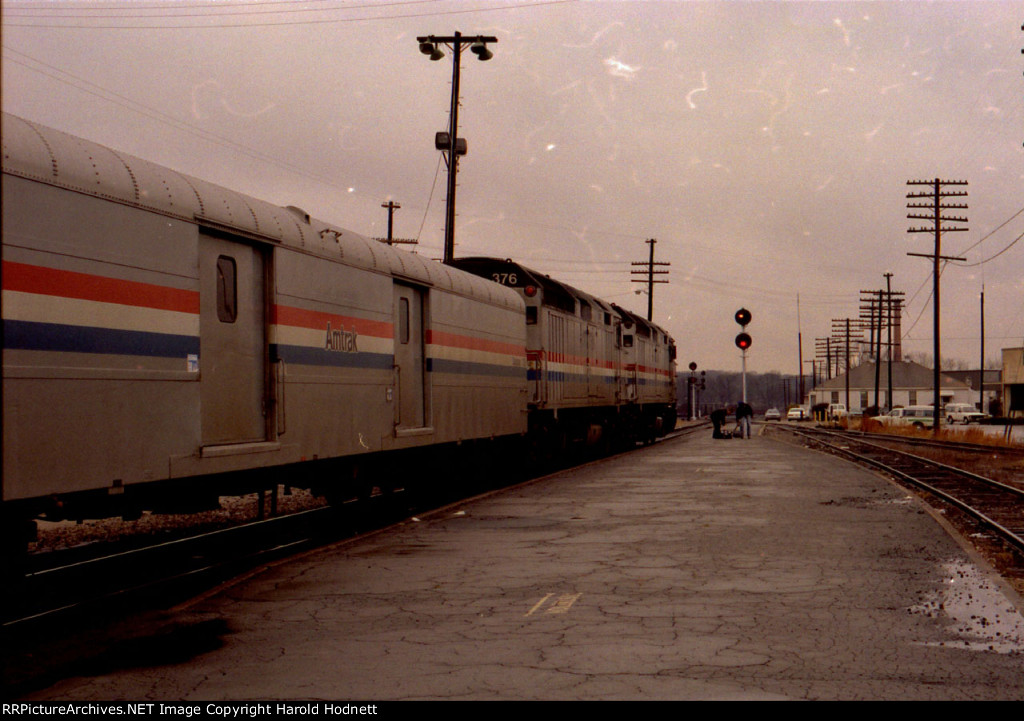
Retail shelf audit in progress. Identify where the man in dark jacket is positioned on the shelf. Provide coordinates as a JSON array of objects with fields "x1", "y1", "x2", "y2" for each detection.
[
  {"x1": 710, "y1": 408, "x2": 728, "y2": 439},
  {"x1": 735, "y1": 401, "x2": 753, "y2": 439}
]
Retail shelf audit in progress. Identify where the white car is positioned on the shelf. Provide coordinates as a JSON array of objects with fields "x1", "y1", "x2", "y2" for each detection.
[
  {"x1": 871, "y1": 406, "x2": 936, "y2": 429},
  {"x1": 787, "y1": 407, "x2": 808, "y2": 421},
  {"x1": 944, "y1": 403, "x2": 987, "y2": 425},
  {"x1": 764, "y1": 408, "x2": 781, "y2": 421}
]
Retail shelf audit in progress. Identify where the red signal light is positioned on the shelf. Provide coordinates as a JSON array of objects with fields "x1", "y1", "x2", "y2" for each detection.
[
  {"x1": 735, "y1": 308, "x2": 751, "y2": 326},
  {"x1": 735, "y1": 332, "x2": 752, "y2": 350}
]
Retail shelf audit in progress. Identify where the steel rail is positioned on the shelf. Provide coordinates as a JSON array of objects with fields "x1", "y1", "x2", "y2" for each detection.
[
  {"x1": 780, "y1": 425, "x2": 1024, "y2": 556},
  {"x1": 821, "y1": 426, "x2": 1024, "y2": 456},
  {"x1": 2, "y1": 505, "x2": 342, "y2": 627}
]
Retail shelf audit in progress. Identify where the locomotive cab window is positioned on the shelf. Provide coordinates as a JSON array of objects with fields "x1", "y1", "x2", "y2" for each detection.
[
  {"x1": 216, "y1": 256, "x2": 237, "y2": 323},
  {"x1": 526, "y1": 306, "x2": 538, "y2": 325}
]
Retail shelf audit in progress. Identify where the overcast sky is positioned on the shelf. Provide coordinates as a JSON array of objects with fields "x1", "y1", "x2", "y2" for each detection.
[{"x1": 3, "y1": 0, "x2": 1022, "y2": 378}]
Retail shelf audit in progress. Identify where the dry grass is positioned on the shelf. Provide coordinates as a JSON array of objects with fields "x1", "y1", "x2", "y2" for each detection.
[{"x1": 856, "y1": 417, "x2": 1023, "y2": 450}]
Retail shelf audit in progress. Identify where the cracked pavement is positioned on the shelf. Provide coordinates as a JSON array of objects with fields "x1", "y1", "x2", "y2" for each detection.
[{"x1": 21, "y1": 430, "x2": 1024, "y2": 700}]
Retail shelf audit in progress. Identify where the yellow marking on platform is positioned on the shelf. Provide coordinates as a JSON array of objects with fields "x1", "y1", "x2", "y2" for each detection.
[
  {"x1": 525, "y1": 593, "x2": 581, "y2": 616},
  {"x1": 525, "y1": 594, "x2": 553, "y2": 616},
  {"x1": 547, "y1": 593, "x2": 581, "y2": 614}
]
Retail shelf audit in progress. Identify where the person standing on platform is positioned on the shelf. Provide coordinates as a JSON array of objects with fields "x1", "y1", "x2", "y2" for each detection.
[{"x1": 735, "y1": 401, "x2": 753, "y2": 439}]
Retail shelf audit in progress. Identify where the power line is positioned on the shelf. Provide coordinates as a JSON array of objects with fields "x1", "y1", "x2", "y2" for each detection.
[
  {"x1": 3, "y1": 0, "x2": 575, "y2": 29},
  {"x1": 1, "y1": 47, "x2": 357, "y2": 194},
  {"x1": 517, "y1": 260, "x2": 854, "y2": 303},
  {"x1": 416, "y1": 152, "x2": 445, "y2": 243},
  {"x1": 954, "y1": 229, "x2": 1024, "y2": 267},
  {"x1": 954, "y1": 203, "x2": 1024, "y2": 255},
  {"x1": 3, "y1": 0, "x2": 438, "y2": 17}
]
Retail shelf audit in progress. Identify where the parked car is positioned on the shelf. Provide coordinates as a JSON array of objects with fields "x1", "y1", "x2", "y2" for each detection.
[
  {"x1": 871, "y1": 405, "x2": 936, "y2": 429},
  {"x1": 764, "y1": 408, "x2": 781, "y2": 421},
  {"x1": 827, "y1": 403, "x2": 847, "y2": 422},
  {"x1": 787, "y1": 407, "x2": 808, "y2": 421},
  {"x1": 944, "y1": 403, "x2": 988, "y2": 425}
]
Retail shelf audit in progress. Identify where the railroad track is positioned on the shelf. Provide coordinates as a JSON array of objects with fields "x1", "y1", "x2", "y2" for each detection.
[
  {"x1": 775, "y1": 425, "x2": 1024, "y2": 562},
  {"x1": 2, "y1": 504, "x2": 353, "y2": 628},
  {"x1": 666, "y1": 420, "x2": 711, "y2": 441},
  {"x1": 0, "y1": 498, "x2": 402, "y2": 699},
  {"x1": 801, "y1": 425, "x2": 1024, "y2": 457}
]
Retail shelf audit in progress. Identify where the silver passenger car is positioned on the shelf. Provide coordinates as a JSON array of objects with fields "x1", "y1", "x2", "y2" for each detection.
[{"x1": 2, "y1": 113, "x2": 527, "y2": 527}]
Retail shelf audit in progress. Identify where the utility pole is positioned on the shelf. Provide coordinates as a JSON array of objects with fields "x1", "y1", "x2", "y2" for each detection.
[
  {"x1": 979, "y1": 287, "x2": 985, "y2": 412},
  {"x1": 797, "y1": 294, "x2": 804, "y2": 405},
  {"x1": 372, "y1": 201, "x2": 419, "y2": 246},
  {"x1": 383, "y1": 201, "x2": 399, "y2": 243},
  {"x1": 815, "y1": 337, "x2": 834, "y2": 380},
  {"x1": 843, "y1": 318, "x2": 851, "y2": 413},
  {"x1": 907, "y1": 178, "x2": 968, "y2": 430},
  {"x1": 884, "y1": 272, "x2": 894, "y2": 411},
  {"x1": 858, "y1": 289, "x2": 885, "y2": 410},
  {"x1": 855, "y1": 283, "x2": 904, "y2": 412},
  {"x1": 804, "y1": 359, "x2": 818, "y2": 394},
  {"x1": 873, "y1": 291, "x2": 882, "y2": 409},
  {"x1": 874, "y1": 292, "x2": 883, "y2": 408},
  {"x1": 631, "y1": 238, "x2": 670, "y2": 321},
  {"x1": 831, "y1": 318, "x2": 862, "y2": 413}
]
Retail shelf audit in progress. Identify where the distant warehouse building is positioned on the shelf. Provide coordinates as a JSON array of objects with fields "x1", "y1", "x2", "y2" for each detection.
[
  {"x1": 804, "y1": 360, "x2": 971, "y2": 414},
  {"x1": 1002, "y1": 348, "x2": 1024, "y2": 419}
]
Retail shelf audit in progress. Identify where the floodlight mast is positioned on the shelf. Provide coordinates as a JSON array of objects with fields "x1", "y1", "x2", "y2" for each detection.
[{"x1": 417, "y1": 32, "x2": 497, "y2": 264}]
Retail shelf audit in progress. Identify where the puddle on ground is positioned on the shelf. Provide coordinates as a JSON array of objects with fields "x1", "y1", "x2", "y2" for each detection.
[{"x1": 909, "y1": 559, "x2": 1024, "y2": 654}]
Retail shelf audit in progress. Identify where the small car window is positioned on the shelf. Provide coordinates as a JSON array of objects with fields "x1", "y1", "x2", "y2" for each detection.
[
  {"x1": 216, "y1": 256, "x2": 237, "y2": 323},
  {"x1": 399, "y1": 298, "x2": 410, "y2": 344}
]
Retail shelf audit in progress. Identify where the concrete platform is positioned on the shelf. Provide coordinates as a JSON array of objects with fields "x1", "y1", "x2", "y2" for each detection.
[{"x1": 21, "y1": 429, "x2": 1024, "y2": 700}]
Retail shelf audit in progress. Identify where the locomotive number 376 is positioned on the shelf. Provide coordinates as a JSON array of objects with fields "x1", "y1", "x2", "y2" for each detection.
[{"x1": 491, "y1": 273, "x2": 518, "y2": 286}]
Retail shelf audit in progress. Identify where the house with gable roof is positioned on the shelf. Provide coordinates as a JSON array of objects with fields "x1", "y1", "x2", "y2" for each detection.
[{"x1": 804, "y1": 359, "x2": 972, "y2": 414}]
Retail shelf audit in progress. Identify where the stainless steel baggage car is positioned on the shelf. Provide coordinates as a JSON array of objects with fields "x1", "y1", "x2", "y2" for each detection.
[{"x1": 2, "y1": 113, "x2": 527, "y2": 528}]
